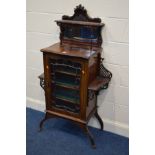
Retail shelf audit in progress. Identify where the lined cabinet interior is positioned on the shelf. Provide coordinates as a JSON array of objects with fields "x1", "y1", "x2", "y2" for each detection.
[{"x1": 46, "y1": 57, "x2": 82, "y2": 115}]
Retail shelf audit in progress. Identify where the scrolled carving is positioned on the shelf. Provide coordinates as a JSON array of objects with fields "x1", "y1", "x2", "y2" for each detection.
[
  {"x1": 40, "y1": 78, "x2": 45, "y2": 90},
  {"x1": 74, "y1": 4, "x2": 87, "y2": 15},
  {"x1": 88, "y1": 90, "x2": 95, "y2": 101},
  {"x1": 62, "y1": 4, "x2": 101, "y2": 23},
  {"x1": 38, "y1": 74, "x2": 45, "y2": 90}
]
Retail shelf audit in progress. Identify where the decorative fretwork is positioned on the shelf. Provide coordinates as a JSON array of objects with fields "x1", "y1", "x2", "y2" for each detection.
[
  {"x1": 88, "y1": 58, "x2": 112, "y2": 102},
  {"x1": 100, "y1": 58, "x2": 112, "y2": 79},
  {"x1": 88, "y1": 89, "x2": 95, "y2": 101},
  {"x1": 97, "y1": 58, "x2": 112, "y2": 90},
  {"x1": 38, "y1": 73, "x2": 45, "y2": 90}
]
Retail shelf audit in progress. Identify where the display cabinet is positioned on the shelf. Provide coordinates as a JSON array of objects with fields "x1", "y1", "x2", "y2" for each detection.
[{"x1": 38, "y1": 4, "x2": 112, "y2": 148}]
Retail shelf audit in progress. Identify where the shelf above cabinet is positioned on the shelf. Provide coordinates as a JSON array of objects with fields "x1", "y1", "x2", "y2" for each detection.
[{"x1": 55, "y1": 20, "x2": 104, "y2": 27}]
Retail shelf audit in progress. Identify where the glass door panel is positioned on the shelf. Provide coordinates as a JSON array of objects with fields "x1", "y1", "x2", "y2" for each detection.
[{"x1": 49, "y1": 58, "x2": 81, "y2": 114}]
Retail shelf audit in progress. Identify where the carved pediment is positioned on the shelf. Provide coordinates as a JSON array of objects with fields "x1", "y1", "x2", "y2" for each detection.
[{"x1": 62, "y1": 4, "x2": 101, "y2": 23}]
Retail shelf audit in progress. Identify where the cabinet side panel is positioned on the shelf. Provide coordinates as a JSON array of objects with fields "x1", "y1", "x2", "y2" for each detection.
[
  {"x1": 79, "y1": 60, "x2": 88, "y2": 121},
  {"x1": 88, "y1": 56, "x2": 98, "y2": 84},
  {"x1": 86, "y1": 53, "x2": 99, "y2": 118}
]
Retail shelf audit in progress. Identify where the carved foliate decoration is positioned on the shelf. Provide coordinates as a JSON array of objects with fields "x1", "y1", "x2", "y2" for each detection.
[{"x1": 62, "y1": 4, "x2": 101, "y2": 23}]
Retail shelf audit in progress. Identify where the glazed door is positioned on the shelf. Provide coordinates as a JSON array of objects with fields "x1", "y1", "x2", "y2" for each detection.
[{"x1": 44, "y1": 54, "x2": 85, "y2": 118}]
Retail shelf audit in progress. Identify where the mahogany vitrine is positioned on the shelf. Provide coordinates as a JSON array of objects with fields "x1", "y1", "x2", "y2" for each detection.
[{"x1": 38, "y1": 4, "x2": 112, "y2": 148}]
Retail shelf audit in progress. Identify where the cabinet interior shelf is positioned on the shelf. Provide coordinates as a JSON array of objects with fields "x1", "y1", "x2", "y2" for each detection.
[
  {"x1": 52, "y1": 103, "x2": 80, "y2": 114},
  {"x1": 51, "y1": 99, "x2": 80, "y2": 114},
  {"x1": 54, "y1": 94, "x2": 79, "y2": 104},
  {"x1": 52, "y1": 81, "x2": 79, "y2": 90},
  {"x1": 51, "y1": 70, "x2": 80, "y2": 77}
]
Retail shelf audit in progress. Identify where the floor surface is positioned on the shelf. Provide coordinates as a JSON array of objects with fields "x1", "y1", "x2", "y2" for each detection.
[{"x1": 26, "y1": 108, "x2": 129, "y2": 155}]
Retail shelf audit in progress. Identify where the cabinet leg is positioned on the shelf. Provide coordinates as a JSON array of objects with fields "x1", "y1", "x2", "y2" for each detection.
[
  {"x1": 94, "y1": 111, "x2": 104, "y2": 130},
  {"x1": 79, "y1": 124, "x2": 96, "y2": 149},
  {"x1": 39, "y1": 113, "x2": 52, "y2": 132}
]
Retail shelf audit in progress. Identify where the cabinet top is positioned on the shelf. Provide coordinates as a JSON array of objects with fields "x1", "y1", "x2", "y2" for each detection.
[{"x1": 41, "y1": 43, "x2": 102, "y2": 59}]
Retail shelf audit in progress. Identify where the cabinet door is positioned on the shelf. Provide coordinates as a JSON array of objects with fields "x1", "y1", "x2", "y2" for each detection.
[{"x1": 44, "y1": 54, "x2": 85, "y2": 118}]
